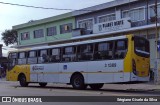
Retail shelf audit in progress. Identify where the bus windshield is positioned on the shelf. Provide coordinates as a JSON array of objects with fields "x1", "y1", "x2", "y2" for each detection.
[{"x1": 134, "y1": 36, "x2": 150, "y2": 57}]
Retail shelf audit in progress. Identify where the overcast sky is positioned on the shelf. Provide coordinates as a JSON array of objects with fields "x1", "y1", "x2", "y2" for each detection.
[{"x1": 0, "y1": 0, "x2": 113, "y2": 55}]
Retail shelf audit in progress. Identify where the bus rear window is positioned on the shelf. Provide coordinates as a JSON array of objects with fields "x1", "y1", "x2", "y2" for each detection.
[{"x1": 134, "y1": 36, "x2": 150, "y2": 57}]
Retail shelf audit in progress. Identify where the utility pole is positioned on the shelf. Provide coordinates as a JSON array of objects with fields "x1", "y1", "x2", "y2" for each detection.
[
  {"x1": 154, "y1": 0, "x2": 159, "y2": 84},
  {"x1": 146, "y1": 0, "x2": 149, "y2": 25}
]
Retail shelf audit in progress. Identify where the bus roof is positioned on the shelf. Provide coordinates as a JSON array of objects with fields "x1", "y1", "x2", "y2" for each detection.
[{"x1": 9, "y1": 35, "x2": 129, "y2": 53}]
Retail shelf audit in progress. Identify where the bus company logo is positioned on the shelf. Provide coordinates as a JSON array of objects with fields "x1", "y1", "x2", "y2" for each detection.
[
  {"x1": 32, "y1": 66, "x2": 44, "y2": 71},
  {"x1": 63, "y1": 65, "x2": 67, "y2": 70},
  {"x1": 2, "y1": 97, "x2": 11, "y2": 102}
]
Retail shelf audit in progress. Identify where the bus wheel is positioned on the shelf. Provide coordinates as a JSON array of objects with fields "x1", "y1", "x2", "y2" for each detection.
[
  {"x1": 89, "y1": 83, "x2": 104, "y2": 90},
  {"x1": 39, "y1": 83, "x2": 47, "y2": 87},
  {"x1": 71, "y1": 74, "x2": 87, "y2": 90},
  {"x1": 19, "y1": 74, "x2": 28, "y2": 87}
]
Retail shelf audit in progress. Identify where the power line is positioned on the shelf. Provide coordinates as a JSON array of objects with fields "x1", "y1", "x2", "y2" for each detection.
[
  {"x1": 1, "y1": 1, "x2": 160, "y2": 13},
  {"x1": 0, "y1": 1, "x2": 94, "y2": 11}
]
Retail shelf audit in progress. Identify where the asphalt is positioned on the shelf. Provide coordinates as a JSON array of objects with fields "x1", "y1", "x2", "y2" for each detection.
[{"x1": 1, "y1": 78, "x2": 160, "y2": 91}]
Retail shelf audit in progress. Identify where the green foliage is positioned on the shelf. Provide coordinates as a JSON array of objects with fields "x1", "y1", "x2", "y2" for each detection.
[{"x1": 1, "y1": 29, "x2": 17, "y2": 46}]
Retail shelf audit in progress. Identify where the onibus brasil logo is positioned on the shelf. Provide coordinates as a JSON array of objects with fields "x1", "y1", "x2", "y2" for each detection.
[{"x1": 2, "y1": 97, "x2": 42, "y2": 103}]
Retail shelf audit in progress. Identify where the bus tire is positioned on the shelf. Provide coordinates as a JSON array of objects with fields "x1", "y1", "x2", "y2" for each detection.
[
  {"x1": 71, "y1": 74, "x2": 87, "y2": 90},
  {"x1": 89, "y1": 83, "x2": 104, "y2": 90},
  {"x1": 39, "y1": 83, "x2": 47, "y2": 87},
  {"x1": 19, "y1": 74, "x2": 28, "y2": 87}
]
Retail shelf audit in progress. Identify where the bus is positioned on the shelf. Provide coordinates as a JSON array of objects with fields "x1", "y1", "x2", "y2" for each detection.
[{"x1": 6, "y1": 35, "x2": 150, "y2": 90}]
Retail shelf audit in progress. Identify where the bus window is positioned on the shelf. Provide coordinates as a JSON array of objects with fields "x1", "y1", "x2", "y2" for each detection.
[
  {"x1": 8, "y1": 53, "x2": 18, "y2": 70},
  {"x1": 77, "y1": 44, "x2": 93, "y2": 61},
  {"x1": 19, "y1": 52, "x2": 25, "y2": 58},
  {"x1": 134, "y1": 36, "x2": 150, "y2": 57},
  {"x1": 94, "y1": 42, "x2": 113, "y2": 60},
  {"x1": 9, "y1": 52, "x2": 17, "y2": 59},
  {"x1": 115, "y1": 40, "x2": 128, "y2": 59},
  {"x1": 27, "y1": 51, "x2": 37, "y2": 64},
  {"x1": 18, "y1": 52, "x2": 27, "y2": 65},
  {"x1": 62, "y1": 46, "x2": 76, "y2": 62},
  {"x1": 50, "y1": 48, "x2": 61, "y2": 62},
  {"x1": 29, "y1": 51, "x2": 36, "y2": 57},
  {"x1": 38, "y1": 49, "x2": 49, "y2": 63}
]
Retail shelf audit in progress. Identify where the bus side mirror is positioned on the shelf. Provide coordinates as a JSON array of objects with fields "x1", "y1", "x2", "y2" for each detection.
[{"x1": 132, "y1": 37, "x2": 134, "y2": 41}]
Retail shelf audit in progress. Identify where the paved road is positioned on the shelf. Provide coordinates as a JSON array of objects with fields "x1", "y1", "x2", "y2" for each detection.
[
  {"x1": 0, "y1": 80, "x2": 160, "y2": 105},
  {"x1": 0, "y1": 81, "x2": 160, "y2": 96}
]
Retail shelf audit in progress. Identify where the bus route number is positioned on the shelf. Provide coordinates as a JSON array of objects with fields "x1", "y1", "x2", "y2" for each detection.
[{"x1": 105, "y1": 63, "x2": 117, "y2": 67}]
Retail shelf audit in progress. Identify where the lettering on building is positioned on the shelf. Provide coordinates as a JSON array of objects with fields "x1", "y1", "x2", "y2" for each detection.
[{"x1": 93, "y1": 18, "x2": 131, "y2": 34}]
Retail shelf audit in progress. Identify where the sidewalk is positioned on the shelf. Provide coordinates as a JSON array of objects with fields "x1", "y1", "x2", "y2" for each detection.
[
  {"x1": 102, "y1": 82, "x2": 160, "y2": 91},
  {"x1": 0, "y1": 77, "x2": 6, "y2": 80},
  {"x1": 47, "y1": 82, "x2": 160, "y2": 91},
  {"x1": 0, "y1": 77, "x2": 7, "y2": 83}
]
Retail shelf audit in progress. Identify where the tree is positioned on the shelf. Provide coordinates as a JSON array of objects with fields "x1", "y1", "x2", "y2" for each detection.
[{"x1": 1, "y1": 29, "x2": 17, "y2": 46}]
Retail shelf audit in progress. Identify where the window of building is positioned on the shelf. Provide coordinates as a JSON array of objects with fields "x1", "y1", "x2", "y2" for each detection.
[
  {"x1": 147, "y1": 34, "x2": 155, "y2": 39},
  {"x1": 60, "y1": 23, "x2": 72, "y2": 34},
  {"x1": 99, "y1": 14, "x2": 116, "y2": 23},
  {"x1": 122, "y1": 7, "x2": 145, "y2": 22},
  {"x1": 47, "y1": 26, "x2": 57, "y2": 36},
  {"x1": 21, "y1": 32, "x2": 30, "y2": 40},
  {"x1": 150, "y1": 4, "x2": 160, "y2": 17},
  {"x1": 78, "y1": 18, "x2": 93, "y2": 30},
  {"x1": 33, "y1": 29, "x2": 44, "y2": 38}
]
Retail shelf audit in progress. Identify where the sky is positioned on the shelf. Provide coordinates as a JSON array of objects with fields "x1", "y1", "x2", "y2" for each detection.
[{"x1": 0, "y1": 0, "x2": 113, "y2": 56}]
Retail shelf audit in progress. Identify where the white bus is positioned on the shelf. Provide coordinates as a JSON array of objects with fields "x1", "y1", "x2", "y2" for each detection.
[{"x1": 7, "y1": 35, "x2": 150, "y2": 89}]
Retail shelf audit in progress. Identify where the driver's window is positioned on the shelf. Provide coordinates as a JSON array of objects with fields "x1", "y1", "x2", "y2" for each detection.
[{"x1": 8, "y1": 52, "x2": 18, "y2": 70}]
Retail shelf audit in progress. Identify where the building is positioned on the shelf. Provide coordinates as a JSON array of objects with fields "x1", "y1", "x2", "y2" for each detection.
[
  {"x1": 13, "y1": 12, "x2": 75, "y2": 48},
  {"x1": 0, "y1": 44, "x2": 8, "y2": 78},
  {"x1": 0, "y1": 44, "x2": 2, "y2": 58},
  {"x1": 13, "y1": 0, "x2": 160, "y2": 78}
]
